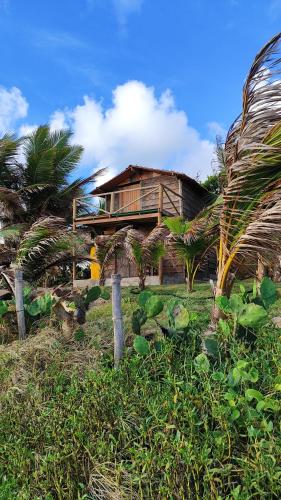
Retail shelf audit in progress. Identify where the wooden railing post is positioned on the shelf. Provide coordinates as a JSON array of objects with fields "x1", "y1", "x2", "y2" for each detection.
[
  {"x1": 14, "y1": 267, "x2": 26, "y2": 340},
  {"x1": 112, "y1": 274, "x2": 124, "y2": 368},
  {"x1": 110, "y1": 192, "x2": 115, "y2": 214},
  {"x1": 72, "y1": 199, "x2": 77, "y2": 283}
]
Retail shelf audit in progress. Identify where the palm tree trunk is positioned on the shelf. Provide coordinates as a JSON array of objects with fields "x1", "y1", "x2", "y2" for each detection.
[
  {"x1": 138, "y1": 273, "x2": 146, "y2": 290},
  {"x1": 185, "y1": 259, "x2": 194, "y2": 293},
  {"x1": 187, "y1": 273, "x2": 193, "y2": 293},
  {"x1": 212, "y1": 268, "x2": 235, "y2": 323},
  {"x1": 99, "y1": 269, "x2": 106, "y2": 286},
  {"x1": 256, "y1": 255, "x2": 268, "y2": 282}
]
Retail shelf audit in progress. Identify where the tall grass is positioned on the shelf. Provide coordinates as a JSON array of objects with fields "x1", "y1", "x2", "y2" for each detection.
[{"x1": 0, "y1": 286, "x2": 280, "y2": 498}]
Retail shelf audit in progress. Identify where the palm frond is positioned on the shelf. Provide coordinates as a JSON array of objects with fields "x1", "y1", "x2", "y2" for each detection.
[
  {"x1": 94, "y1": 226, "x2": 132, "y2": 283},
  {"x1": 0, "y1": 187, "x2": 24, "y2": 221},
  {"x1": 141, "y1": 225, "x2": 168, "y2": 264},
  {"x1": 217, "y1": 33, "x2": 281, "y2": 293},
  {"x1": 0, "y1": 223, "x2": 27, "y2": 242}
]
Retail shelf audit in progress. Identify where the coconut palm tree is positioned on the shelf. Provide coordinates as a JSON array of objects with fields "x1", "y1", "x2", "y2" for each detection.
[
  {"x1": 0, "y1": 126, "x2": 104, "y2": 223},
  {"x1": 0, "y1": 216, "x2": 90, "y2": 290},
  {"x1": 94, "y1": 225, "x2": 167, "y2": 289},
  {"x1": 213, "y1": 33, "x2": 281, "y2": 321},
  {"x1": 94, "y1": 226, "x2": 133, "y2": 286},
  {"x1": 0, "y1": 134, "x2": 23, "y2": 190},
  {"x1": 0, "y1": 126, "x2": 104, "y2": 282},
  {"x1": 125, "y1": 226, "x2": 168, "y2": 289},
  {"x1": 164, "y1": 212, "x2": 218, "y2": 292}
]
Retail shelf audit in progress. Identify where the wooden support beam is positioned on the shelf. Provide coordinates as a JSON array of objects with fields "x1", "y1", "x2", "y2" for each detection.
[
  {"x1": 178, "y1": 179, "x2": 183, "y2": 216},
  {"x1": 163, "y1": 186, "x2": 180, "y2": 215},
  {"x1": 114, "y1": 186, "x2": 158, "y2": 214},
  {"x1": 163, "y1": 184, "x2": 184, "y2": 199},
  {"x1": 75, "y1": 212, "x2": 159, "y2": 225}
]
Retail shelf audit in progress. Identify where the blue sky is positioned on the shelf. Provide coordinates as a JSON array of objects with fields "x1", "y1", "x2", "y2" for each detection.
[{"x1": 0, "y1": 0, "x2": 280, "y2": 181}]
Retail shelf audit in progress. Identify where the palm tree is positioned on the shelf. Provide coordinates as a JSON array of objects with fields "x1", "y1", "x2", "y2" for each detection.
[
  {"x1": 0, "y1": 125, "x2": 104, "y2": 282},
  {"x1": 0, "y1": 126, "x2": 105, "y2": 224},
  {"x1": 125, "y1": 226, "x2": 168, "y2": 289},
  {"x1": 0, "y1": 134, "x2": 23, "y2": 190},
  {"x1": 0, "y1": 216, "x2": 90, "y2": 291},
  {"x1": 213, "y1": 33, "x2": 281, "y2": 321},
  {"x1": 94, "y1": 226, "x2": 133, "y2": 286},
  {"x1": 164, "y1": 214, "x2": 217, "y2": 292}
]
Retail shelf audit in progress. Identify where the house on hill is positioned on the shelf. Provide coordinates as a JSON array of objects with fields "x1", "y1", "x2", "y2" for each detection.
[{"x1": 73, "y1": 165, "x2": 210, "y2": 286}]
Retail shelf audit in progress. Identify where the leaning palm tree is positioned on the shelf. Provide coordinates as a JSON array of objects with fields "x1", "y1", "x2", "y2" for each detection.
[
  {"x1": 213, "y1": 33, "x2": 281, "y2": 321},
  {"x1": 125, "y1": 226, "x2": 168, "y2": 289},
  {"x1": 0, "y1": 217, "x2": 90, "y2": 290}
]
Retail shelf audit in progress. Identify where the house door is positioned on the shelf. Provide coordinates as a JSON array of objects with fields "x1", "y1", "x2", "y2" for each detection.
[{"x1": 119, "y1": 185, "x2": 140, "y2": 212}]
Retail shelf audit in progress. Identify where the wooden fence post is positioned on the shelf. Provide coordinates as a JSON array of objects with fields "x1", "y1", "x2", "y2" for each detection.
[
  {"x1": 111, "y1": 273, "x2": 124, "y2": 368},
  {"x1": 72, "y1": 198, "x2": 77, "y2": 284},
  {"x1": 158, "y1": 184, "x2": 164, "y2": 285},
  {"x1": 14, "y1": 267, "x2": 26, "y2": 340}
]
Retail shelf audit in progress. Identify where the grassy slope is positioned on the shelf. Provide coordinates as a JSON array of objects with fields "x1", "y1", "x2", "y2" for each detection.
[{"x1": 0, "y1": 283, "x2": 281, "y2": 499}]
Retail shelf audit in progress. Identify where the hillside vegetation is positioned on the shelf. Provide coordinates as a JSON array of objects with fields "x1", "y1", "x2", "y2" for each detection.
[{"x1": 1, "y1": 284, "x2": 280, "y2": 499}]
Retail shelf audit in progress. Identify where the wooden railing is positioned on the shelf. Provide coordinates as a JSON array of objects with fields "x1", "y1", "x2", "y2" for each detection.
[{"x1": 73, "y1": 184, "x2": 183, "y2": 222}]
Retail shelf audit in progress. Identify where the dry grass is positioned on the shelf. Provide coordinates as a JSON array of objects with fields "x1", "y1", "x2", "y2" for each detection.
[
  {"x1": 0, "y1": 324, "x2": 104, "y2": 397},
  {"x1": 88, "y1": 464, "x2": 138, "y2": 500}
]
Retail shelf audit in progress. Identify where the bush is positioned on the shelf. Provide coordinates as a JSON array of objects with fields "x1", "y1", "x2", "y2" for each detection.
[{"x1": 0, "y1": 311, "x2": 280, "y2": 498}]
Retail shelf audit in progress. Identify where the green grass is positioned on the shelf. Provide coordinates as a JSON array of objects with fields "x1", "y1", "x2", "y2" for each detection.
[{"x1": 0, "y1": 283, "x2": 281, "y2": 499}]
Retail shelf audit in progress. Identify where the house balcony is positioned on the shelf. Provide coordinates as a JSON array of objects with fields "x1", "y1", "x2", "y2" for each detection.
[{"x1": 73, "y1": 184, "x2": 183, "y2": 228}]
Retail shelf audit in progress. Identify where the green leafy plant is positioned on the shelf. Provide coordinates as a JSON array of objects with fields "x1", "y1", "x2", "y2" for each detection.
[
  {"x1": 85, "y1": 286, "x2": 101, "y2": 305},
  {"x1": 215, "y1": 277, "x2": 277, "y2": 335},
  {"x1": 131, "y1": 292, "x2": 196, "y2": 340},
  {"x1": 144, "y1": 295, "x2": 163, "y2": 318},
  {"x1": 133, "y1": 335, "x2": 150, "y2": 356},
  {"x1": 194, "y1": 353, "x2": 210, "y2": 373},
  {"x1": 132, "y1": 308, "x2": 147, "y2": 335},
  {"x1": 0, "y1": 300, "x2": 8, "y2": 318},
  {"x1": 25, "y1": 293, "x2": 54, "y2": 317}
]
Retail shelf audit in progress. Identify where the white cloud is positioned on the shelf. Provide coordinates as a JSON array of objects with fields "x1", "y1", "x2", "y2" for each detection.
[
  {"x1": 0, "y1": 79, "x2": 215, "y2": 181},
  {"x1": 49, "y1": 111, "x2": 68, "y2": 131},
  {"x1": 207, "y1": 121, "x2": 227, "y2": 140},
  {"x1": 18, "y1": 123, "x2": 37, "y2": 136},
  {"x1": 50, "y1": 80, "x2": 214, "y2": 180},
  {"x1": 0, "y1": 85, "x2": 28, "y2": 135}
]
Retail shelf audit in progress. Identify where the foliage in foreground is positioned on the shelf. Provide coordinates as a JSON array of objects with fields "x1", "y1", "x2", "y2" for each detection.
[
  {"x1": 0, "y1": 285, "x2": 280, "y2": 499},
  {"x1": 214, "y1": 33, "x2": 281, "y2": 308}
]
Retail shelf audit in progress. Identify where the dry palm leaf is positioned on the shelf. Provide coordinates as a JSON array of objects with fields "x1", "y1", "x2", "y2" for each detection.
[{"x1": 216, "y1": 32, "x2": 281, "y2": 296}]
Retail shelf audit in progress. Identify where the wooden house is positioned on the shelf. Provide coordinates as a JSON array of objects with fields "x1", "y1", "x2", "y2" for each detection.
[{"x1": 73, "y1": 165, "x2": 210, "y2": 286}]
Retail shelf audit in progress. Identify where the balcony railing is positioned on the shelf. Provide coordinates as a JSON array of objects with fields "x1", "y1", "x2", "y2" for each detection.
[{"x1": 73, "y1": 183, "x2": 183, "y2": 224}]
